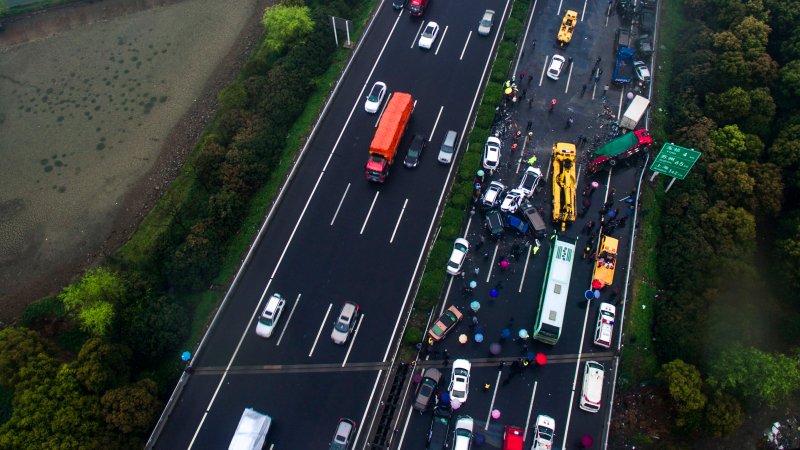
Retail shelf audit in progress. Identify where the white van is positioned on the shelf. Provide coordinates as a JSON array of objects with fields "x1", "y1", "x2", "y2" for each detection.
[
  {"x1": 229, "y1": 408, "x2": 271, "y2": 450},
  {"x1": 593, "y1": 302, "x2": 616, "y2": 348},
  {"x1": 579, "y1": 361, "x2": 605, "y2": 413},
  {"x1": 438, "y1": 130, "x2": 459, "y2": 164}
]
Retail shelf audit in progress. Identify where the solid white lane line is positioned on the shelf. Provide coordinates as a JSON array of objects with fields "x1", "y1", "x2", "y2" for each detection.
[
  {"x1": 519, "y1": 244, "x2": 532, "y2": 292},
  {"x1": 565, "y1": 62, "x2": 573, "y2": 93},
  {"x1": 190, "y1": 9, "x2": 407, "y2": 449},
  {"x1": 330, "y1": 183, "x2": 351, "y2": 226},
  {"x1": 523, "y1": 381, "x2": 539, "y2": 441},
  {"x1": 485, "y1": 242, "x2": 500, "y2": 283},
  {"x1": 396, "y1": 406, "x2": 414, "y2": 449},
  {"x1": 441, "y1": 276, "x2": 454, "y2": 316},
  {"x1": 308, "y1": 303, "x2": 333, "y2": 357},
  {"x1": 435, "y1": 25, "x2": 448, "y2": 55},
  {"x1": 342, "y1": 315, "x2": 364, "y2": 367},
  {"x1": 352, "y1": 371, "x2": 383, "y2": 448},
  {"x1": 411, "y1": 21, "x2": 425, "y2": 48},
  {"x1": 562, "y1": 282, "x2": 595, "y2": 446},
  {"x1": 276, "y1": 293, "x2": 302, "y2": 346},
  {"x1": 485, "y1": 369, "x2": 504, "y2": 430},
  {"x1": 429, "y1": 105, "x2": 444, "y2": 142},
  {"x1": 460, "y1": 31, "x2": 472, "y2": 60},
  {"x1": 390, "y1": 199, "x2": 409, "y2": 243},
  {"x1": 375, "y1": 92, "x2": 393, "y2": 127},
  {"x1": 539, "y1": 55, "x2": 549, "y2": 86},
  {"x1": 360, "y1": 191, "x2": 380, "y2": 234}
]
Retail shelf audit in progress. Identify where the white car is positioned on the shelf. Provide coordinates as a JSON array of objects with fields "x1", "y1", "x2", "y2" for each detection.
[
  {"x1": 532, "y1": 415, "x2": 556, "y2": 450},
  {"x1": 446, "y1": 238, "x2": 470, "y2": 275},
  {"x1": 517, "y1": 166, "x2": 542, "y2": 198},
  {"x1": 477, "y1": 9, "x2": 495, "y2": 36},
  {"x1": 500, "y1": 189, "x2": 525, "y2": 214},
  {"x1": 482, "y1": 136, "x2": 501, "y2": 170},
  {"x1": 547, "y1": 54, "x2": 567, "y2": 80},
  {"x1": 593, "y1": 302, "x2": 616, "y2": 348},
  {"x1": 579, "y1": 361, "x2": 605, "y2": 413},
  {"x1": 418, "y1": 21, "x2": 440, "y2": 49},
  {"x1": 448, "y1": 359, "x2": 471, "y2": 404},
  {"x1": 481, "y1": 180, "x2": 506, "y2": 209},
  {"x1": 634, "y1": 60, "x2": 651, "y2": 83},
  {"x1": 331, "y1": 301, "x2": 360, "y2": 345},
  {"x1": 364, "y1": 81, "x2": 387, "y2": 113},
  {"x1": 255, "y1": 293, "x2": 286, "y2": 338},
  {"x1": 453, "y1": 416, "x2": 474, "y2": 450}
]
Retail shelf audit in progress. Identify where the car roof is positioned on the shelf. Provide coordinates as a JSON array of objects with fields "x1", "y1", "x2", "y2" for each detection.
[
  {"x1": 454, "y1": 237, "x2": 470, "y2": 247},
  {"x1": 340, "y1": 301, "x2": 357, "y2": 316},
  {"x1": 264, "y1": 294, "x2": 282, "y2": 311},
  {"x1": 536, "y1": 414, "x2": 556, "y2": 428},
  {"x1": 488, "y1": 180, "x2": 505, "y2": 189}
]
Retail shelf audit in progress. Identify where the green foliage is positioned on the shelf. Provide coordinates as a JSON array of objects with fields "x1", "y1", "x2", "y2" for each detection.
[
  {"x1": 699, "y1": 201, "x2": 756, "y2": 256},
  {"x1": 403, "y1": 327, "x2": 423, "y2": 346},
  {"x1": 217, "y1": 82, "x2": 248, "y2": 111},
  {"x1": 101, "y1": 379, "x2": 162, "y2": 434},
  {"x1": 660, "y1": 359, "x2": 707, "y2": 419},
  {"x1": 0, "y1": 385, "x2": 12, "y2": 427},
  {"x1": 705, "y1": 158, "x2": 755, "y2": 207},
  {"x1": 706, "y1": 87, "x2": 751, "y2": 125},
  {"x1": 747, "y1": 161, "x2": 784, "y2": 217},
  {"x1": 20, "y1": 296, "x2": 66, "y2": 327},
  {"x1": 74, "y1": 338, "x2": 131, "y2": 395},
  {"x1": 0, "y1": 327, "x2": 47, "y2": 389},
  {"x1": 261, "y1": 5, "x2": 314, "y2": 54},
  {"x1": 768, "y1": 123, "x2": 800, "y2": 169},
  {"x1": 117, "y1": 294, "x2": 188, "y2": 367},
  {"x1": 705, "y1": 391, "x2": 745, "y2": 437},
  {"x1": 59, "y1": 268, "x2": 126, "y2": 337},
  {"x1": 707, "y1": 345, "x2": 800, "y2": 406},
  {"x1": 777, "y1": 60, "x2": 800, "y2": 107}
]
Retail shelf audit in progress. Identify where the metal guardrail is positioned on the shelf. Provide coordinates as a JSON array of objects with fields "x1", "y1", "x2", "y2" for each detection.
[{"x1": 144, "y1": 3, "x2": 386, "y2": 447}]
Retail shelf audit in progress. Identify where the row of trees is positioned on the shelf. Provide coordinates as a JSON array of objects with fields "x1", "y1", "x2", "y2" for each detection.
[
  {"x1": 0, "y1": 0, "x2": 368, "y2": 446},
  {"x1": 652, "y1": 0, "x2": 800, "y2": 438}
]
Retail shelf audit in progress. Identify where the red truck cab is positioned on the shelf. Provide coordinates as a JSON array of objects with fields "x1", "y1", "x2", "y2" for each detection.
[{"x1": 409, "y1": 0, "x2": 428, "y2": 16}]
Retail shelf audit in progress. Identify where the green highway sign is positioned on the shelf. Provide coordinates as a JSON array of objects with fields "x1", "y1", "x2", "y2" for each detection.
[{"x1": 649, "y1": 143, "x2": 701, "y2": 180}]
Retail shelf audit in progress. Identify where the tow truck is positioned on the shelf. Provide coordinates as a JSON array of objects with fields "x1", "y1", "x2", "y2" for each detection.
[
  {"x1": 552, "y1": 142, "x2": 577, "y2": 230},
  {"x1": 557, "y1": 10, "x2": 578, "y2": 46}
]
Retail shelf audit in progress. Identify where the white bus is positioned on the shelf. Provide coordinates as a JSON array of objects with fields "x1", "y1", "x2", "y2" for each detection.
[{"x1": 533, "y1": 236, "x2": 576, "y2": 345}]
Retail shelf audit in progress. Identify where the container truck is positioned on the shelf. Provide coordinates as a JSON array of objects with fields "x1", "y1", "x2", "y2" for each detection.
[
  {"x1": 365, "y1": 92, "x2": 414, "y2": 182},
  {"x1": 587, "y1": 128, "x2": 653, "y2": 173}
]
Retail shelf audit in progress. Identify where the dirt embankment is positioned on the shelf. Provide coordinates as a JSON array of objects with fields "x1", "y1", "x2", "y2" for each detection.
[{"x1": 0, "y1": 0, "x2": 272, "y2": 324}]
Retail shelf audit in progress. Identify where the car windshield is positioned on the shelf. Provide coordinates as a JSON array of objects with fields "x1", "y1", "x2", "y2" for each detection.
[
  {"x1": 423, "y1": 25, "x2": 435, "y2": 37},
  {"x1": 480, "y1": 18, "x2": 491, "y2": 26},
  {"x1": 408, "y1": 147, "x2": 420, "y2": 157},
  {"x1": 538, "y1": 426, "x2": 554, "y2": 439},
  {"x1": 259, "y1": 317, "x2": 273, "y2": 326},
  {"x1": 452, "y1": 389, "x2": 465, "y2": 398},
  {"x1": 420, "y1": 383, "x2": 434, "y2": 397},
  {"x1": 335, "y1": 317, "x2": 350, "y2": 332},
  {"x1": 440, "y1": 312, "x2": 456, "y2": 327},
  {"x1": 368, "y1": 85, "x2": 382, "y2": 101},
  {"x1": 431, "y1": 324, "x2": 445, "y2": 336},
  {"x1": 455, "y1": 428, "x2": 472, "y2": 437}
]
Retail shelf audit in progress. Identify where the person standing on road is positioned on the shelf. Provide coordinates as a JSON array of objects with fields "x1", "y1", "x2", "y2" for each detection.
[{"x1": 581, "y1": 84, "x2": 587, "y2": 96}]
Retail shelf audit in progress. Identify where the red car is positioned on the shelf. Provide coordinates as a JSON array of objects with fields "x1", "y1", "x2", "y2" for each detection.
[{"x1": 503, "y1": 425, "x2": 524, "y2": 450}]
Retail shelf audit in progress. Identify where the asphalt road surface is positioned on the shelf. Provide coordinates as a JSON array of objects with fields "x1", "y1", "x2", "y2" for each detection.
[{"x1": 153, "y1": 0, "x2": 513, "y2": 448}]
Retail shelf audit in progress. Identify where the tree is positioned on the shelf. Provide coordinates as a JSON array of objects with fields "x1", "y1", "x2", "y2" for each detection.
[
  {"x1": 709, "y1": 0, "x2": 768, "y2": 28},
  {"x1": 706, "y1": 159, "x2": 756, "y2": 207},
  {"x1": 117, "y1": 295, "x2": 188, "y2": 367},
  {"x1": 0, "y1": 327, "x2": 48, "y2": 388},
  {"x1": 706, "y1": 87, "x2": 751, "y2": 125},
  {"x1": 74, "y1": 338, "x2": 131, "y2": 395},
  {"x1": 660, "y1": 359, "x2": 707, "y2": 428},
  {"x1": 101, "y1": 379, "x2": 162, "y2": 434},
  {"x1": 261, "y1": 5, "x2": 314, "y2": 54},
  {"x1": 768, "y1": 123, "x2": 800, "y2": 169},
  {"x1": 732, "y1": 16, "x2": 771, "y2": 58},
  {"x1": 775, "y1": 218, "x2": 800, "y2": 290},
  {"x1": 707, "y1": 346, "x2": 800, "y2": 406},
  {"x1": 700, "y1": 202, "x2": 756, "y2": 256},
  {"x1": 59, "y1": 268, "x2": 126, "y2": 336},
  {"x1": 747, "y1": 162, "x2": 784, "y2": 217},
  {"x1": 708, "y1": 125, "x2": 754, "y2": 161},
  {"x1": 674, "y1": 117, "x2": 716, "y2": 154},
  {"x1": 705, "y1": 391, "x2": 745, "y2": 437},
  {"x1": 777, "y1": 60, "x2": 800, "y2": 109}
]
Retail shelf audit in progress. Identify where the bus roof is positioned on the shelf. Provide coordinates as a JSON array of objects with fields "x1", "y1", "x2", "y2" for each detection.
[{"x1": 535, "y1": 238, "x2": 576, "y2": 344}]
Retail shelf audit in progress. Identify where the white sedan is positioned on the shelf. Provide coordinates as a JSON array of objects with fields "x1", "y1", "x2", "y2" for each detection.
[
  {"x1": 446, "y1": 238, "x2": 470, "y2": 275},
  {"x1": 448, "y1": 359, "x2": 471, "y2": 404},
  {"x1": 418, "y1": 21, "x2": 440, "y2": 49},
  {"x1": 500, "y1": 189, "x2": 525, "y2": 214},
  {"x1": 547, "y1": 54, "x2": 567, "y2": 80},
  {"x1": 364, "y1": 81, "x2": 387, "y2": 113},
  {"x1": 532, "y1": 415, "x2": 556, "y2": 450},
  {"x1": 482, "y1": 136, "x2": 501, "y2": 170}
]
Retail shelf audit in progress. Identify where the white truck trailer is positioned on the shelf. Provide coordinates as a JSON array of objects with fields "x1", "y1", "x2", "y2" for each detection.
[
  {"x1": 618, "y1": 95, "x2": 650, "y2": 130},
  {"x1": 229, "y1": 408, "x2": 272, "y2": 450}
]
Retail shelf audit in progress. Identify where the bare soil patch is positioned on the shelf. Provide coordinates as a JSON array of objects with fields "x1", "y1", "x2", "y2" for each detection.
[{"x1": 0, "y1": 0, "x2": 272, "y2": 324}]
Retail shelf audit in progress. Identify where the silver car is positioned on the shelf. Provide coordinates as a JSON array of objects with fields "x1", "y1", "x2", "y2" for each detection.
[
  {"x1": 331, "y1": 301, "x2": 360, "y2": 345},
  {"x1": 478, "y1": 9, "x2": 495, "y2": 36}
]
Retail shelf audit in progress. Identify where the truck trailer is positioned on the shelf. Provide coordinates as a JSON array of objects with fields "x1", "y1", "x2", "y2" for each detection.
[
  {"x1": 365, "y1": 92, "x2": 414, "y2": 182},
  {"x1": 618, "y1": 95, "x2": 650, "y2": 130},
  {"x1": 229, "y1": 408, "x2": 272, "y2": 450},
  {"x1": 587, "y1": 129, "x2": 653, "y2": 173}
]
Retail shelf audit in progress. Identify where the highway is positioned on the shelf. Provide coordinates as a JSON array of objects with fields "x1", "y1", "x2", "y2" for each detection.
[
  {"x1": 153, "y1": 0, "x2": 511, "y2": 448},
  {"x1": 153, "y1": 0, "x2": 655, "y2": 447}
]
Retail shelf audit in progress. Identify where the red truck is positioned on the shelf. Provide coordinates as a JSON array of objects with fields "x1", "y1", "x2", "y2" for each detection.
[
  {"x1": 587, "y1": 129, "x2": 652, "y2": 173},
  {"x1": 365, "y1": 92, "x2": 414, "y2": 182},
  {"x1": 409, "y1": 0, "x2": 429, "y2": 16}
]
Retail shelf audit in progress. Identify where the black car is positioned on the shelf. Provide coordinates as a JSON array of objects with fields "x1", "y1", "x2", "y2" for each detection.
[
  {"x1": 392, "y1": 0, "x2": 406, "y2": 9},
  {"x1": 427, "y1": 405, "x2": 452, "y2": 450},
  {"x1": 485, "y1": 209, "x2": 504, "y2": 239},
  {"x1": 404, "y1": 134, "x2": 427, "y2": 168}
]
